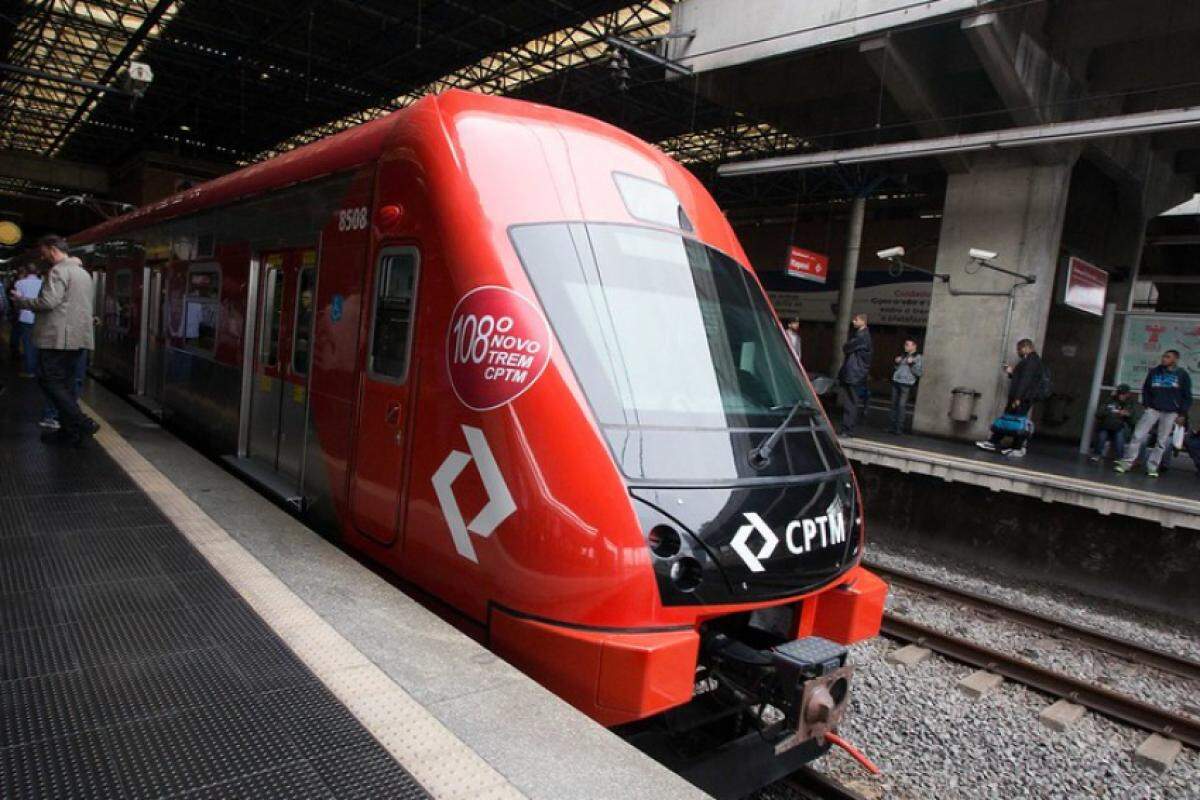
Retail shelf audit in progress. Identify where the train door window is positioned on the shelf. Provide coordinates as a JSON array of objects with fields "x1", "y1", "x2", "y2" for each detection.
[
  {"x1": 260, "y1": 266, "x2": 284, "y2": 367},
  {"x1": 113, "y1": 270, "x2": 133, "y2": 332},
  {"x1": 368, "y1": 248, "x2": 419, "y2": 381},
  {"x1": 184, "y1": 265, "x2": 221, "y2": 355},
  {"x1": 291, "y1": 267, "x2": 316, "y2": 375}
]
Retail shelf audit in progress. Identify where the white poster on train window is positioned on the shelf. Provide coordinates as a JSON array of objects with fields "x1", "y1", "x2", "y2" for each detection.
[
  {"x1": 184, "y1": 300, "x2": 203, "y2": 339},
  {"x1": 767, "y1": 279, "x2": 932, "y2": 328},
  {"x1": 1115, "y1": 313, "x2": 1200, "y2": 397}
]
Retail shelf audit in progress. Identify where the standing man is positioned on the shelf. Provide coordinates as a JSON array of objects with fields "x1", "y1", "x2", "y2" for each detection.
[
  {"x1": 888, "y1": 338, "x2": 923, "y2": 434},
  {"x1": 783, "y1": 317, "x2": 803, "y2": 362},
  {"x1": 13, "y1": 264, "x2": 42, "y2": 377},
  {"x1": 9, "y1": 235, "x2": 97, "y2": 446},
  {"x1": 976, "y1": 338, "x2": 1045, "y2": 457},
  {"x1": 836, "y1": 312, "x2": 872, "y2": 436},
  {"x1": 1115, "y1": 349, "x2": 1192, "y2": 478},
  {"x1": 5, "y1": 271, "x2": 19, "y2": 364}
]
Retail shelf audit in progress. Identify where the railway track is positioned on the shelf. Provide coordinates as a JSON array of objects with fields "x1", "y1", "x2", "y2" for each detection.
[
  {"x1": 787, "y1": 767, "x2": 871, "y2": 800},
  {"x1": 869, "y1": 561, "x2": 1200, "y2": 748}
]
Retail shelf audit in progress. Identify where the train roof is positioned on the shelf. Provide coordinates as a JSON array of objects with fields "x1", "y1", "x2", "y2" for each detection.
[
  {"x1": 73, "y1": 94, "x2": 430, "y2": 245},
  {"x1": 73, "y1": 89, "x2": 697, "y2": 249}
]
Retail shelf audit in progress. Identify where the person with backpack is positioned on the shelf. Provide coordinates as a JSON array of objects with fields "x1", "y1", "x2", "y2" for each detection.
[
  {"x1": 1115, "y1": 349, "x2": 1192, "y2": 478},
  {"x1": 976, "y1": 338, "x2": 1047, "y2": 458}
]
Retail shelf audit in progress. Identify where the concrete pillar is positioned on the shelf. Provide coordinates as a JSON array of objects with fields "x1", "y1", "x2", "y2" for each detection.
[
  {"x1": 830, "y1": 196, "x2": 866, "y2": 376},
  {"x1": 913, "y1": 158, "x2": 1073, "y2": 440}
]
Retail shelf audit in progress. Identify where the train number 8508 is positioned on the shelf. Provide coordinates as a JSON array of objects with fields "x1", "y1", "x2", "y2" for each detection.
[{"x1": 336, "y1": 206, "x2": 369, "y2": 231}]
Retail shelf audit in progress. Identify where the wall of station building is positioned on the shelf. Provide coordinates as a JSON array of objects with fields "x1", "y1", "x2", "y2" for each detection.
[{"x1": 737, "y1": 158, "x2": 1191, "y2": 443}]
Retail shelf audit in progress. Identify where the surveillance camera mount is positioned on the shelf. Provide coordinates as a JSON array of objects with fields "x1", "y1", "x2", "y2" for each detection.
[{"x1": 967, "y1": 254, "x2": 1037, "y2": 286}]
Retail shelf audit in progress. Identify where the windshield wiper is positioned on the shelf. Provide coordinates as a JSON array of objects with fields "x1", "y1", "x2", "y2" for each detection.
[{"x1": 748, "y1": 398, "x2": 817, "y2": 469}]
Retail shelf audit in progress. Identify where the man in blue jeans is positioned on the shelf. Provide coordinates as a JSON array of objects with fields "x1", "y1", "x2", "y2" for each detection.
[
  {"x1": 9, "y1": 236, "x2": 98, "y2": 446},
  {"x1": 1116, "y1": 349, "x2": 1192, "y2": 478},
  {"x1": 13, "y1": 265, "x2": 42, "y2": 377},
  {"x1": 1089, "y1": 384, "x2": 1135, "y2": 462}
]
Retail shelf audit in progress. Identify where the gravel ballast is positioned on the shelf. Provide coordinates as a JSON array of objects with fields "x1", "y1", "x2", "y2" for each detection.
[{"x1": 754, "y1": 541, "x2": 1199, "y2": 799}]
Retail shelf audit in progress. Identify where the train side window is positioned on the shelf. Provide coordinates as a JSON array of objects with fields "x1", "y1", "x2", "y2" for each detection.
[
  {"x1": 368, "y1": 248, "x2": 419, "y2": 382},
  {"x1": 260, "y1": 267, "x2": 284, "y2": 367},
  {"x1": 291, "y1": 267, "x2": 316, "y2": 375},
  {"x1": 184, "y1": 265, "x2": 221, "y2": 355},
  {"x1": 113, "y1": 270, "x2": 133, "y2": 333}
]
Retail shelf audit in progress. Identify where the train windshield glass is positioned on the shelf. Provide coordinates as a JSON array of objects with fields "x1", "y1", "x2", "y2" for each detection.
[{"x1": 511, "y1": 223, "x2": 816, "y2": 430}]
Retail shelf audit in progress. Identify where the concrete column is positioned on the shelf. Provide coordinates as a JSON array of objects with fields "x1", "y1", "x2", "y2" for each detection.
[
  {"x1": 913, "y1": 158, "x2": 1073, "y2": 440},
  {"x1": 830, "y1": 195, "x2": 866, "y2": 375}
]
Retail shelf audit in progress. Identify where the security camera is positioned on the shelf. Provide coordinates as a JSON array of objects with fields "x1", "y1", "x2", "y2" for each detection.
[
  {"x1": 117, "y1": 61, "x2": 154, "y2": 99},
  {"x1": 876, "y1": 246, "x2": 906, "y2": 260},
  {"x1": 968, "y1": 248, "x2": 998, "y2": 261}
]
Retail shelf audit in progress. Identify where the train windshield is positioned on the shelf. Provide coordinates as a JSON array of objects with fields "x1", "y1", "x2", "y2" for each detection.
[{"x1": 511, "y1": 223, "x2": 817, "y2": 431}]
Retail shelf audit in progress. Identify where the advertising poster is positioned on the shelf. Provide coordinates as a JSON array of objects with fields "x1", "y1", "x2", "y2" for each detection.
[
  {"x1": 1116, "y1": 313, "x2": 1200, "y2": 396},
  {"x1": 767, "y1": 275, "x2": 932, "y2": 328}
]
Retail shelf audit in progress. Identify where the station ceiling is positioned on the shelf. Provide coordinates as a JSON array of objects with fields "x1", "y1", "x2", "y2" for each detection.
[{"x1": 0, "y1": 0, "x2": 814, "y2": 200}]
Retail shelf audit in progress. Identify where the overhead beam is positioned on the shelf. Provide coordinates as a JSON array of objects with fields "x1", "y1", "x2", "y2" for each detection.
[
  {"x1": 961, "y1": 13, "x2": 1072, "y2": 127},
  {"x1": 718, "y1": 106, "x2": 1200, "y2": 177},
  {"x1": 859, "y1": 36, "x2": 969, "y2": 173},
  {"x1": 0, "y1": 150, "x2": 109, "y2": 193}
]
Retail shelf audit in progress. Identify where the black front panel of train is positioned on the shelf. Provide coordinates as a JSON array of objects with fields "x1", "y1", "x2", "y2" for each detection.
[{"x1": 630, "y1": 473, "x2": 860, "y2": 607}]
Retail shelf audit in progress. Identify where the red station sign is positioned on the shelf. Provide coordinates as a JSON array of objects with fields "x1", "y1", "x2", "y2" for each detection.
[
  {"x1": 786, "y1": 246, "x2": 829, "y2": 284},
  {"x1": 1063, "y1": 256, "x2": 1108, "y2": 316}
]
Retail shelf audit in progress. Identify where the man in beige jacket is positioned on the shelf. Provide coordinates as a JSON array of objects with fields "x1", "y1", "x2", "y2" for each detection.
[{"x1": 10, "y1": 235, "x2": 98, "y2": 445}]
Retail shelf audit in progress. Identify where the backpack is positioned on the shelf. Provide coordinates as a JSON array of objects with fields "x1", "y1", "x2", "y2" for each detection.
[{"x1": 1037, "y1": 365, "x2": 1053, "y2": 401}]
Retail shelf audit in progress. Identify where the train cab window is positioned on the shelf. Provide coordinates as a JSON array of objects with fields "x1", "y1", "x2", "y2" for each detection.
[
  {"x1": 291, "y1": 267, "x2": 316, "y2": 375},
  {"x1": 184, "y1": 265, "x2": 220, "y2": 355},
  {"x1": 368, "y1": 249, "x2": 419, "y2": 381},
  {"x1": 260, "y1": 266, "x2": 284, "y2": 367},
  {"x1": 113, "y1": 270, "x2": 133, "y2": 333}
]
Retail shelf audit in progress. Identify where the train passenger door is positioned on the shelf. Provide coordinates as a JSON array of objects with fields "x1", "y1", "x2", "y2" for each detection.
[
  {"x1": 349, "y1": 246, "x2": 420, "y2": 546},
  {"x1": 245, "y1": 248, "x2": 317, "y2": 488},
  {"x1": 141, "y1": 264, "x2": 167, "y2": 408}
]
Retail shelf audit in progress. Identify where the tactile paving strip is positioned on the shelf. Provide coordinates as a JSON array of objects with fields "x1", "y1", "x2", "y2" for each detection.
[
  {"x1": 0, "y1": 375, "x2": 433, "y2": 799},
  {"x1": 78, "y1": 397, "x2": 528, "y2": 800}
]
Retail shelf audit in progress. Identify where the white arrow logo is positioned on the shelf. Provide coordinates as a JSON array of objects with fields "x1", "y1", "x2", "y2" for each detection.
[
  {"x1": 431, "y1": 425, "x2": 516, "y2": 563},
  {"x1": 730, "y1": 512, "x2": 780, "y2": 573}
]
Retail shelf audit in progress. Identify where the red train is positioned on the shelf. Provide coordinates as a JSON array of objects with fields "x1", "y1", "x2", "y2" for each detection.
[{"x1": 76, "y1": 90, "x2": 886, "y2": 796}]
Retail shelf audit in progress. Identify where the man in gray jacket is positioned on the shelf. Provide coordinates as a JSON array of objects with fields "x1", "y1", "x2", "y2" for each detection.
[
  {"x1": 888, "y1": 337, "x2": 924, "y2": 434},
  {"x1": 10, "y1": 235, "x2": 98, "y2": 445}
]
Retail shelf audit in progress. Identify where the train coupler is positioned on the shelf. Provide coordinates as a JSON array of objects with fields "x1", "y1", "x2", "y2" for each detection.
[{"x1": 767, "y1": 636, "x2": 854, "y2": 753}]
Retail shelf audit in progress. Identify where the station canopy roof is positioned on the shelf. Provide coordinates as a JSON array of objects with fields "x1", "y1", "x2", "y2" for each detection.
[{"x1": 0, "y1": 0, "x2": 805, "y2": 184}]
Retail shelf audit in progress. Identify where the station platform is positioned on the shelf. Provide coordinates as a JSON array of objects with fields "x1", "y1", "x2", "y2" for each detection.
[
  {"x1": 0, "y1": 371, "x2": 704, "y2": 800},
  {"x1": 839, "y1": 420, "x2": 1200, "y2": 620},
  {"x1": 841, "y1": 426, "x2": 1200, "y2": 530}
]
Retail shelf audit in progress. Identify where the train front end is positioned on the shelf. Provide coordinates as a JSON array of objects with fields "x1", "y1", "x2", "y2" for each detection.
[{"x1": 417, "y1": 92, "x2": 886, "y2": 797}]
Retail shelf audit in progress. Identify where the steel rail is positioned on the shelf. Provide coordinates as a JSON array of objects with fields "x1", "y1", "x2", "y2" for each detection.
[
  {"x1": 788, "y1": 767, "x2": 870, "y2": 800},
  {"x1": 868, "y1": 562, "x2": 1200, "y2": 683},
  {"x1": 881, "y1": 614, "x2": 1200, "y2": 749}
]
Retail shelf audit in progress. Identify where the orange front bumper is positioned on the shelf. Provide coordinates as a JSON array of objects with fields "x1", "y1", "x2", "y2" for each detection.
[{"x1": 490, "y1": 607, "x2": 700, "y2": 727}]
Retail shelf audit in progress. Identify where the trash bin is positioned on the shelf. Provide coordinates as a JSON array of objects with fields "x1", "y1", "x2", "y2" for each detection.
[{"x1": 949, "y1": 387, "x2": 980, "y2": 422}]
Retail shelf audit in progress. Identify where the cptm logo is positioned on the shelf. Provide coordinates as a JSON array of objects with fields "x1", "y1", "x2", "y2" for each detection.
[
  {"x1": 432, "y1": 426, "x2": 516, "y2": 563},
  {"x1": 730, "y1": 500, "x2": 847, "y2": 573}
]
